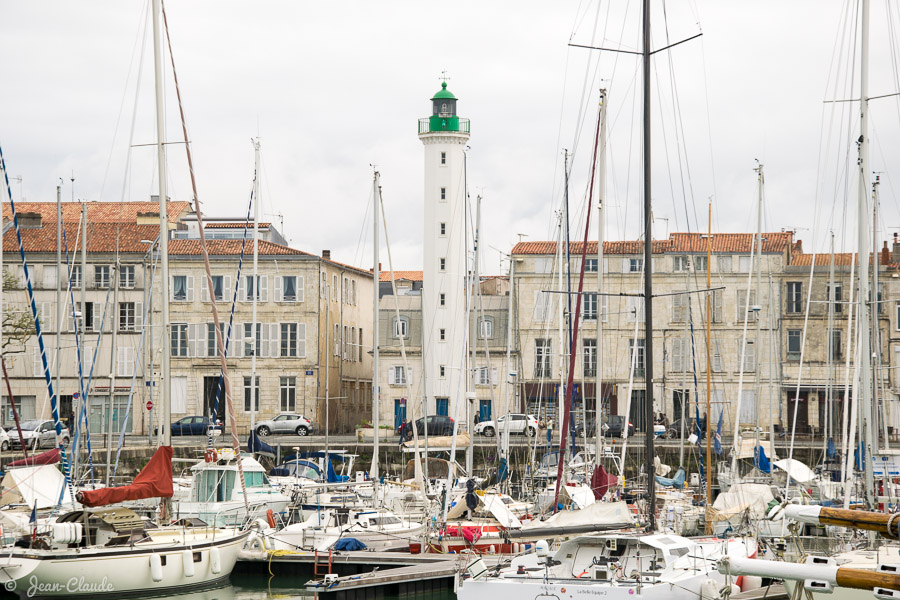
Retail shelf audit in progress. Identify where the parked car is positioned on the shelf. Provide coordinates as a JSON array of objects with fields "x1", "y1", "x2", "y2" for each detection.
[
  {"x1": 0, "y1": 427, "x2": 9, "y2": 451},
  {"x1": 10, "y1": 419, "x2": 68, "y2": 449},
  {"x1": 603, "y1": 415, "x2": 635, "y2": 438},
  {"x1": 414, "y1": 415, "x2": 455, "y2": 437},
  {"x1": 155, "y1": 416, "x2": 223, "y2": 436},
  {"x1": 574, "y1": 416, "x2": 597, "y2": 438},
  {"x1": 475, "y1": 414, "x2": 539, "y2": 437},
  {"x1": 255, "y1": 413, "x2": 314, "y2": 437},
  {"x1": 665, "y1": 418, "x2": 705, "y2": 439}
]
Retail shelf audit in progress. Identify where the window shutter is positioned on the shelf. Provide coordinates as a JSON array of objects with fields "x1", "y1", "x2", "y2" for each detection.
[
  {"x1": 388, "y1": 367, "x2": 396, "y2": 385},
  {"x1": 712, "y1": 340, "x2": 723, "y2": 372},
  {"x1": 223, "y1": 276, "x2": 232, "y2": 302},
  {"x1": 491, "y1": 368, "x2": 498, "y2": 385},
  {"x1": 117, "y1": 347, "x2": 134, "y2": 377},
  {"x1": 187, "y1": 323, "x2": 199, "y2": 358},
  {"x1": 169, "y1": 276, "x2": 175, "y2": 301},
  {"x1": 33, "y1": 347, "x2": 42, "y2": 377},
  {"x1": 185, "y1": 275, "x2": 194, "y2": 302},
  {"x1": 297, "y1": 323, "x2": 306, "y2": 358},
  {"x1": 297, "y1": 276, "x2": 305, "y2": 303},
  {"x1": 239, "y1": 277, "x2": 247, "y2": 302},
  {"x1": 407, "y1": 367, "x2": 413, "y2": 385},
  {"x1": 672, "y1": 293, "x2": 685, "y2": 322},
  {"x1": 274, "y1": 276, "x2": 283, "y2": 302},
  {"x1": 259, "y1": 276, "x2": 268, "y2": 302},
  {"x1": 200, "y1": 280, "x2": 210, "y2": 303},
  {"x1": 39, "y1": 302, "x2": 52, "y2": 331},
  {"x1": 622, "y1": 259, "x2": 630, "y2": 273},
  {"x1": 713, "y1": 290, "x2": 723, "y2": 323},
  {"x1": 257, "y1": 323, "x2": 268, "y2": 358},
  {"x1": 672, "y1": 338, "x2": 683, "y2": 373},
  {"x1": 134, "y1": 302, "x2": 143, "y2": 332},
  {"x1": 269, "y1": 323, "x2": 280, "y2": 358}
]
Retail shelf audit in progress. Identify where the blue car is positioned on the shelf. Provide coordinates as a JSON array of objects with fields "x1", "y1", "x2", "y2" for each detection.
[{"x1": 156, "y1": 416, "x2": 223, "y2": 436}]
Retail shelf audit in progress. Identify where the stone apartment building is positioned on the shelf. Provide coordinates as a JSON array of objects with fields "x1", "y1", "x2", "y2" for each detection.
[
  {"x1": 0, "y1": 201, "x2": 373, "y2": 436},
  {"x1": 510, "y1": 232, "x2": 797, "y2": 435},
  {"x1": 377, "y1": 271, "x2": 515, "y2": 431}
]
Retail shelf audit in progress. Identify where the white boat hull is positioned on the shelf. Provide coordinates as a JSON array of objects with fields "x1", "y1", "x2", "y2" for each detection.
[{"x1": 0, "y1": 529, "x2": 249, "y2": 598}]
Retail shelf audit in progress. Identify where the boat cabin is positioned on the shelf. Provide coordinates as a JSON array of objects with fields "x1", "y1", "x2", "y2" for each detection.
[{"x1": 22, "y1": 507, "x2": 149, "y2": 549}]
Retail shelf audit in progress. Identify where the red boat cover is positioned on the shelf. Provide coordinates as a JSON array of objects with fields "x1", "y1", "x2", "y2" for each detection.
[
  {"x1": 590, "y1": 464, "x2": 617, "y2": 500},
  {"x1": 77, "y1": 445, "x2": 174, "y2": 507},
  {"x1": 8, "y1": 448, "x2": 60, "y2": 467}
]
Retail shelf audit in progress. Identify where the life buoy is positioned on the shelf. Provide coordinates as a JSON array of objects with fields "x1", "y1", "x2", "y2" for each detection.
[
  {"x1": 266, "y1": 509, "x2": 277, "y2": 529},
  {"x1": 204, "y1": 448, "x2": 218, "y2": 463}
]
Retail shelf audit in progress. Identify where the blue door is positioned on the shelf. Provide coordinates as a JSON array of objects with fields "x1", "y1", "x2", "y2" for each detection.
[
  {"x1": 479, "y1": 400, "x2": 491, "y2": 422},
  {"x1": 436, "y1": 398, "x2": 449, "y2": 416},
  {"x1": 394, "y1": 398, "x2": 407, "y2": 430}
]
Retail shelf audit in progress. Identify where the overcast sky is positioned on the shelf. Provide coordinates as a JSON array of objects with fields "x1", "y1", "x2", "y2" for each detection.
[{"x1": 2, "y1": 1, "x2": 900, "y2": 274}]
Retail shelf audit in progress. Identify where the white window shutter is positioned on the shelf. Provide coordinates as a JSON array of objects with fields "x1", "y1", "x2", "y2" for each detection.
[
  {"x1": 224, "y1": 276, "x2": 232, "y2": 302},
  {"x1": 269, "y1": 323, "x2": 280, "y2": 358},
  {"x1": 258, "y1": 323, "x2": 268, "y2": 358},
  {"x1": 135, "y1": 302, "x2": 143, "y2": 332},
  {"x1": 186, "y1": 275, "x2": 194, "y2": 302},
  {"x1": 187, "y1": 323, "x2": 198, "y2": 358},
  {"x1": 671, "y1": 338, "x2": 683, "y2": 373},
  {"x1": 491, "y1": 368, "x2": 498, "y2": 385},
  {"x1": 169, "y1": 276, "x2": 175, "y2": 301},
  {"x1": 274, "y1": 276, "x2": 283, "y2": 302},
  {"x1": 297, "y1": 275, "x2": 305, "y2": 303},
  {"x1": 234, "y1": 323, "x2": 244, "y2": 358},
  {"x1": 200, "y1": 280, "x2": 210, "y2": 303},
  {"x1": 297, "y1": 323, "x2": 306, "y2": 358},
  {"x1": 239, "y1": 277, "x2": 247, "y2": 302},
  {"x1": 388, "y1": 368, "x2": 395, "y2": 385},
  {"x1": 259, "y1": 276, "x2": 268, "y2": 302},
  {"x1": 712, "y1": 340, "x2": 723, "y2": 372},
  {"x1": 407, "y1": 367, "x2": 413, "y2": 385}
]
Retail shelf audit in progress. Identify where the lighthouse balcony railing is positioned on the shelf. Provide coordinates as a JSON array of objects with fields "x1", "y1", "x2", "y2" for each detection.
[{"x1": 418, "y1": 117, "x2": 470, "y2": 135}]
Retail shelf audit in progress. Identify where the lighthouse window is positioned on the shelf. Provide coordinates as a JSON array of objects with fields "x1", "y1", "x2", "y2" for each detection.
[
  {"x1": 440, "y1": 223, "x2": 446, "y2": 236},
  {"x1": 440, "y1": 152, "x2": 446, "y2": 165},
  {"x1": 440, "y1": 258, "x2": 446, "y2": 271},
  {"x1": 440, "y1": 187, "x2": 447, "y2": 200}
]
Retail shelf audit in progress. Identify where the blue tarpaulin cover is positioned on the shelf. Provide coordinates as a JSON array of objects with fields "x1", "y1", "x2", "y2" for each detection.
[
  {"x1": 247, "y1": 431, "x2": 276, "y2": 456},
  {"x1": 333, "y1": 538, "x2": 367, "y2": 551},
  {"x1": 656, "y1": 467, "x2": 686, "y2": 488},
  {"x1": 754, "y1": 445, "x2": 771, "y2": 473}
]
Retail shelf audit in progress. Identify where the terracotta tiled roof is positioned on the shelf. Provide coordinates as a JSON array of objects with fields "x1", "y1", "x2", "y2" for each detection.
[
  {"x1": 667, "y1": 232, "x2": 794, "y2": 253},
  {"x1": 380, "y1": 270, "x2": 423, "y2": 282},
  {"x1": 791, "y1": 252, "x2": 875, "y2": 266},
  {"x1": 168, "y1": 239, "x2": 305, "y2": 256},
  {"x1": 4, "y1": 201, "x2": 190, "y2": 223},
  {"x1": 512, "y1": 240, "x2": 669, "y2": 255},
  {"x1": 205, "y1": 222, "x2": 271, "y2": 229}
]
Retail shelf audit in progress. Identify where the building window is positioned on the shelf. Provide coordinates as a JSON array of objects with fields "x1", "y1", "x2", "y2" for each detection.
[
  {"x1": 244, "y1": 376, "x2": 260, "y2": 412},
  {"x1": 281, "y1": 323, "x2": 298, "y2": 357},
  {"x1": 739, "y1": 340, "x2": 756, "y2": 372},
  {"x1": 334, "y1": 323, "x2": 340, "y2": 356},
  {"x1": 436, "y1": 398, "x2": 449, "y2": 416},
  {"x1": 440, "y1": 223, "x2": 446, "y2": 236},
  {"x1": 279, "y1": 376, "x2": 296, "y2": 412},
  {"x1": 343, "y1": 325, "x2": 348, "y2": 358},
  {"x1": 828, "y1": 283, "x2": 842, "y2": 314},
  {"x1": 440, "y1": 187, "x2": 447, "y2": 200},
  {"x1": 390, "y1": 366, "x2": 407, "y2": 385},
  {"x1": 583, "y1": 293, "x2": 598, "y2": 321},
  {"x1": 440, "y1": 365, "x2": 446, "y2": 378},
  {"x1": 392, "y1": 316, "x2": 409, "y2": 339},
  {"x1": 332, "y1": 275, "x2": 338, "y2": 301},
  {"x1": 830, "y1": 329, "x2": 843, "y2": 361},
  {"x1": 358, "y1": 328, "x2": 363, "y2": 362},
  {"x1": 583, "y1": 339, "x2": 597, "y2": 377},
  {"x1": 171, "y1": 323, "x2": 188, "y2": 357},
  {"x1": 787, "y1": 329, "x2": 802, "y2": 360},
  {"x1": 440, "y1": 293, "x2": 445, "y2": 307},
  {"x1": 717, "y1": 256, "x2": 733, "y2": 273},
  {"x1": 535, "y1": 338, "x2": 551, "y2": 378},
  {"x1": 282, "y1": 276, "x2": 298, "y2": 302},
  {"x1": 439, "y1": 328, "x2": 446, "y2": 341},
  {"x1": 673, "y1": 256, "x2": 690, "y2": 272},
  {"x1": 478, "y1": 317, "x2": 493, "y2": 338},
  {"x1": 95, "y1": 265, "x2": 110, "y2": 289},
  {"x1": 119, "y1": 302, "x2": 136, "y2": 331},
  {"x1": 629, "y1": 338, "x2": 646, "y2": 377},
  {"x1": 585, "y1": 258, "x2": 598, "y2": 272},
  {"x1": 476, "y1": 367, "x2": 493, "y2": 386},
  {"x1": 83, "y1": 301, "x2": 94, "y2": 332},
  {"x1": 70, "y1": 266, "x2": 82, "y2": 288},
  {"x1": 440, "y1": 152, "x2": 446, "y2": 165},
  {"x1": 245, "y1": 275, "x2": 263, "y2": 301},
  {"x1": 694, "y1": 256, "x2": 708, "y2": 271},
  {"x1": 207, "y1": 323, "x2": 222, "y2": 357},
  {"x1": 173, "y1": 275, "x2": 188, "y2": 301},
  {"x1": 629, "y1": 258, "x2": 643, "y2": 273},
  {"x1": 119, "y1": 265, "x2": 135, "y2": 289},
  {"x1": 736, "y1": 289, "x2": 758, "y2": 322},
  {"x1": 211, "y1": 275, "x2": 224, "y2": 301},
  {"x1": 440, "y1": 258, "x2": 446, "y2": 271},
  {"x1": 738, "y1": 255, "x2": 753, "y2": 272},
  {"x1": 786, "y1": 282, "x2": 802, "y2": 313},
  {"x1": 244, "y1": 322, "x2": 261, "y2": 357}
]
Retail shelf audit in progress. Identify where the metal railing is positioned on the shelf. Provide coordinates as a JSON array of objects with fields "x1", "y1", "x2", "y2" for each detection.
[{"x1": 418, "y1": 117, "x2": 470, "y2": 135}]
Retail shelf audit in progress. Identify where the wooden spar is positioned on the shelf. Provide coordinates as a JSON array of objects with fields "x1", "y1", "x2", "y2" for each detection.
[{"x1": 784, "y1": 504, "x2": 900, "y2": 538}]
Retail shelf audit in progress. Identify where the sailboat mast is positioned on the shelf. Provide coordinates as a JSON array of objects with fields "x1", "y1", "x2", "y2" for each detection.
[
  {"x1": 55, "y1": 185, "x2": 61, "y2": 427},
  {"x1": 641, "y1": 0, "x2": 656, "y2": 530},
  {"x1": 857, "y1": 0, "x2": 874, "y2": 509},
  {"x1": 152, "y1": 0, "x2": 171, "y2": 447},
  {"x1": 372, "y1": 170, "x2": 381, "y2": 488},
  {"x1": 705, "y1": 202, "x2": 712, "y2": 514},
  {"x1": 754, "y1": 165, "x2": 764, "y2": 453},
  {"x1": 596, "y1": 89, "x2": 607, "y2": 451},
  {"x1": 826, "y1": 231, "x2": 835, "y2": 460},
  {"x1": 249, "y1": 139, "x2": 260, "y2": 434}
]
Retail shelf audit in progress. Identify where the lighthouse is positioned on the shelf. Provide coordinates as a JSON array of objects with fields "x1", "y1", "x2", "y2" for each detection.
[{"x1": 418, "y1": 80, "x2": 471, "y2": 418}]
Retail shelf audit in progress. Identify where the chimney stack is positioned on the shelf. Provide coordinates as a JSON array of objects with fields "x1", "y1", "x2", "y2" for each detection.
[
  {"x1": 893, "y1": 233, "x2": 900, "y2": 263},
  {"x1": 322, "y1": 250, "x2": 331, "y2": 260}
]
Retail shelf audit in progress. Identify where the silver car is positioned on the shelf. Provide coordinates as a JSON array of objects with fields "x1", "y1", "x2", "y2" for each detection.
[
  {"x1": 255, "y1": 413, "x2": 313, "y2": 437},
  {"x1": 11, "y1": 419, "x2": 70, "y2": 449}
]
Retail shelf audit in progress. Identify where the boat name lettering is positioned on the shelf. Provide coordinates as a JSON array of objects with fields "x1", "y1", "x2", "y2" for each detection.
[
  {"x1": 26, "y1": 575, "x2": 114, "y2": 596},
  {"x1": 575, "y1": 590, "x2": 609, "y2": 596}
]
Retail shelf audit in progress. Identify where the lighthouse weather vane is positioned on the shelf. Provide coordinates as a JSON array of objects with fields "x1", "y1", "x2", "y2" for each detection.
[{"x1": 440, "y1": 71, "x2": 451, "y2": 84}]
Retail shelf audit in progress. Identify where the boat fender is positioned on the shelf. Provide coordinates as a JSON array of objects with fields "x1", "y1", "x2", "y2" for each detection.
[
  {"x1": 150, "y1": 554, "x2": 164, "y2": 583},
  {"x1": 699, "y1": 579, "x2": 719, "y2": 600},
  {"x1": 183, "y1": 549, "x2": 195, "y2": 578},
  {"x1": 204, "y1": 449, "x2": 218, "y2": 463},
  {"x1": 209, "y1": 547, "x2": 222, "y2": 575},
  {"x1": 741, "y1": 576, "x2": 763, "y2": 592},
  {"x1": 266, "y1": 509, "x2": 277, "y2": 529}
]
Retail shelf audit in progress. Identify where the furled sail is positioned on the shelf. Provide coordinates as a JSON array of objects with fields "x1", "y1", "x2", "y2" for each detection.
[{"x1": 76, "y1": 445, "x2": 174, "y2": 507}]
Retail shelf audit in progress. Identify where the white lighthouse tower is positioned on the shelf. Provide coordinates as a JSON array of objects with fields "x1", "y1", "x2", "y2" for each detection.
[{"x1": 419, "y1": 80, "x2": 470, "y2": 418}]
